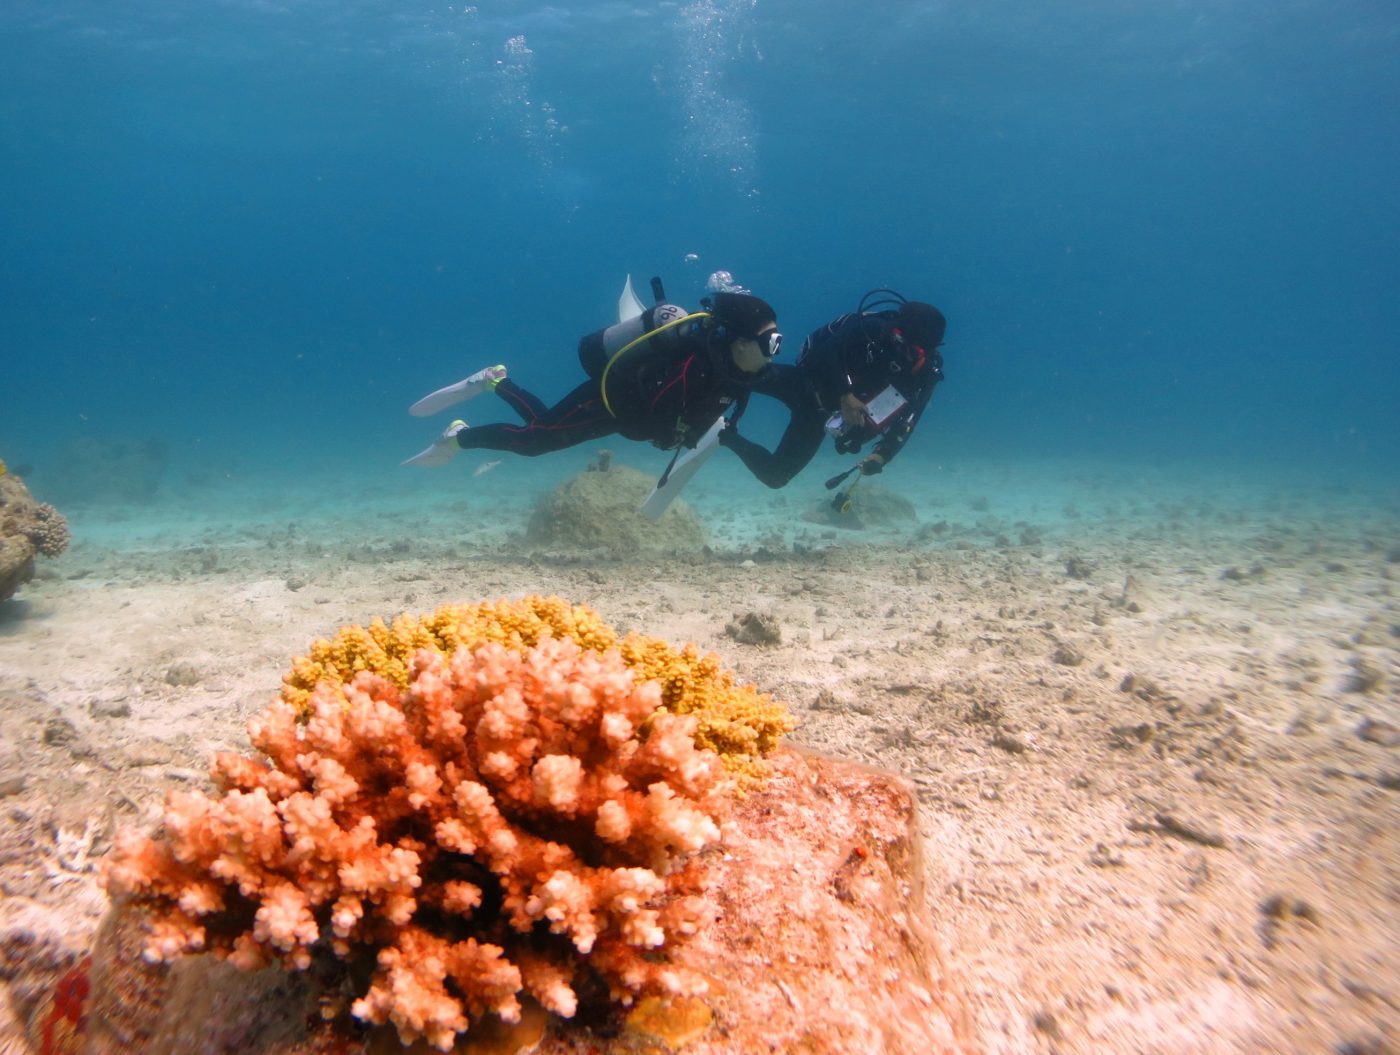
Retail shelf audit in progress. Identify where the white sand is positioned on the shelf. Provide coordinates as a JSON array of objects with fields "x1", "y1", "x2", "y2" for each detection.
[{"x1": 1, "y1": 454, "x2": 1397, "y2": 1054}]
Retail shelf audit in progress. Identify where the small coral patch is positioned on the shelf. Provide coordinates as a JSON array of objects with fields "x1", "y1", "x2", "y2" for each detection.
[{"x1": 281, "y1": 597, "x2": 793, "y2": 780}]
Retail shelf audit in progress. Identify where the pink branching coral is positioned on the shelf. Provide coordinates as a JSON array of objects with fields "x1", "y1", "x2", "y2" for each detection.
[{"x1": 101, "y1": 636, "x2": 731, "y2": 1051}]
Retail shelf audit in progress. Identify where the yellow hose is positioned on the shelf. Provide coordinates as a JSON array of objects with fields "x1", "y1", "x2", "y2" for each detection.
[{"x1": 600, "y1": 312, "x2": 711, "y2": 417}]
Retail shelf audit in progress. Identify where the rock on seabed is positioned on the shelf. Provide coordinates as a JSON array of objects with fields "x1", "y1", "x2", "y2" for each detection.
[{"x1": 525, "y1": 464, "x2": 706, "y2": 557}]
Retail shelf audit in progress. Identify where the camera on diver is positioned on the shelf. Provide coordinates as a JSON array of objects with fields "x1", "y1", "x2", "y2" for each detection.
[{"x1": 833, "y1": 429, "x2": 870, "y2": 455}]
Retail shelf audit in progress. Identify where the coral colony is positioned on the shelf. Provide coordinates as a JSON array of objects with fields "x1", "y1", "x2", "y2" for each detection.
[
  {"x1": 0, "y1": 464, "x2": 70, "y2": 603},
  {"x1": 101, "y1": 597, "x2": 793, "y2": 1051}
]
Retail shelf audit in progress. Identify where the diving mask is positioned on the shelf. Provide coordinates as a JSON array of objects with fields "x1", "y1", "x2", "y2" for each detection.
[{"x1": 754, "y1": 330, "x2": 783, "y2": 359}]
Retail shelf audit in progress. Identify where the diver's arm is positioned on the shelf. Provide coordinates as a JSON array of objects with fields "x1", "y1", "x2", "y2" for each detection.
[
  {"x1": 798, "y1": 315, "x2": 861, "y2": 409},
  {"x1": 840, "y1": 391, "x2": 872, "y2": 427},
  {"x1": 719, "y1": 425, "x2": 790, "y2": 488}
]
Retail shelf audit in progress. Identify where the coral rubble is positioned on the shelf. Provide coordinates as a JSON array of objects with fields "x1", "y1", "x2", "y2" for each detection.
[
  {"x1": 100, "y1": 600, "x2": 781, "y2": 1052},
  {"x1": 0, "y1": 470, "x2": 70, "y2": 603}
]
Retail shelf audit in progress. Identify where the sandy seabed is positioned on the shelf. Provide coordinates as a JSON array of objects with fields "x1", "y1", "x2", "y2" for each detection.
[{"x1": 1, "y1": 452, "x2": 1397, "y2": 1055}]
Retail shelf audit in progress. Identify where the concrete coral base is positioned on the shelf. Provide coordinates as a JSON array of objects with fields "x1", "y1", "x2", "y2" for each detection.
[
  {"x1": 1, "y1": 748, "x2": 965, "y2": 1055},
  {"x1": 653, "y1": 746, "x2": 965, "y2": 1055}
]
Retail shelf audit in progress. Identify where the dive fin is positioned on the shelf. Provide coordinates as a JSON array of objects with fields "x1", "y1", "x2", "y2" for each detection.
[
  {"x1": 618, "y1": 274, "x2": 646, "y2": 323},
  {"x1": 402, "y1": 420, "x2": 468, "y2": 467},
  {"x1": 409, "y1": 365, "x2": 507, "y2": 417}
]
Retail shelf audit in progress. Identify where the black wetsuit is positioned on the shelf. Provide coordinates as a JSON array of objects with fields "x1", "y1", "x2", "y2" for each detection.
[
  {"x1": 457, "y1": 315, "x2": 759, "y2": 457},
  {"x1": 720, "y1": 310, "x2": 944, "y2": 488}
]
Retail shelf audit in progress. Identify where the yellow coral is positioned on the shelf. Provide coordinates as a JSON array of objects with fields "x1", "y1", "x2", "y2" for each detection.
[
  {"x1": 0, "y1": 457, "x2": 6, "y2": 477},
  {"x1": 617, "y1": 635, "x2": 791, "y2": 782},
  {"x1": 281, "y1": 596, "x2": 793, "y2": 779}
]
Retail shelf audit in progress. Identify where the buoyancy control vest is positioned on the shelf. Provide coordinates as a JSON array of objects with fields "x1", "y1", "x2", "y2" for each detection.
[{"x1": 577, "y1": 303, "x2": 718, "y2": 418}]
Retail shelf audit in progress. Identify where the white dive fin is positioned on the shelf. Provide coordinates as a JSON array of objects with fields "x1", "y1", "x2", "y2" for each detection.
[
  {"x1": 409, "y1": 365, "x2": 506, "y2": 417},
  {"x1": 402, "y1": 421, "x2": 468, "y2": 467},
  {"x1": 618, "y1": 274, "x2": 646, "y2": 323},
  {"x1": 410, "y1": 378, "x2": 480, "y2": 418},
  {"x1": 641, "y1": 417, "x2": 724, "y2": 520},
  {"x1": 402, "y1": 438, "x2": 458, "y2": 468}
]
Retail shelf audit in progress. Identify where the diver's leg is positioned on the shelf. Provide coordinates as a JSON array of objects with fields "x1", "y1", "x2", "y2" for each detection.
[
  {"x1": 457, "y1": 379, "x2": 618, "y2": 456},
  {"x1": 493, "y1": 378, "x2": 548, "y2": 423}
]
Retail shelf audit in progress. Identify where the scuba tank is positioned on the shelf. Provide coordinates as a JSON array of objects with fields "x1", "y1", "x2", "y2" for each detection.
[{"x1": 576, "y1": 302, "x2": 690, "y2": 380}]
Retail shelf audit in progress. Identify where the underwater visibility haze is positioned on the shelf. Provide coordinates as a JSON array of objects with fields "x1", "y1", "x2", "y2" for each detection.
[
  {"x1": 6, "y1": 5, "x2": 1400, "y2": 1054},
  {"x1": 2, "y1": 0, "x2": 1399, "y2": 487}
]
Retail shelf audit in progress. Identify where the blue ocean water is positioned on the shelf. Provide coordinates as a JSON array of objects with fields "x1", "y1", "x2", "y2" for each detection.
[{"x1": 2, "y1": 0, "x2": 1398, "y2": 504}]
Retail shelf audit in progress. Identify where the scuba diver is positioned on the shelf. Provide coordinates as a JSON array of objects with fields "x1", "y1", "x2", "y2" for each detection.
[
  {"x1": 404, "y1": 285, "x2": 780, "y2": 467},
  {"x1": 718, "y1": 290, "x2": 946, "y2": 489}
]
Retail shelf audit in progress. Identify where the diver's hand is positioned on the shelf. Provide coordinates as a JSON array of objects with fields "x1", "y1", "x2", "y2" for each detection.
[
  {"x1": 860, "y1": 453, "x2": 885, "y2": 476},
  {"x1": 840, "y1": 392, "x2": 871, "y2": 427}
]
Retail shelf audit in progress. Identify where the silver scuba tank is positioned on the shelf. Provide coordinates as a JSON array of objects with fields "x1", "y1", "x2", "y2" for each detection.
[{"x1": 577, "y1": 303, "x2": 689, "y2": 378}]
